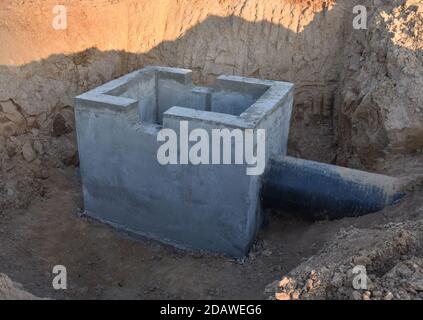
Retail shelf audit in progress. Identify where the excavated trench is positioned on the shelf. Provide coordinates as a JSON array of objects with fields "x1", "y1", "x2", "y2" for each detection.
[{"x1": 1, "y1": 0, "x2": 423, "y2": 299}]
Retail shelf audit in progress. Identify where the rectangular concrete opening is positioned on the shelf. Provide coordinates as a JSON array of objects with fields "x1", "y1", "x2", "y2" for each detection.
[{"x1": 106, "y1": 67, "x2": 270, "y2": 125}]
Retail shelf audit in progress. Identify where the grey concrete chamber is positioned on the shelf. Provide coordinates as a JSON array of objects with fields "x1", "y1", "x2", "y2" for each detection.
[{"x1": 75, "y1": 66, "x2": 294, "y2": 258}]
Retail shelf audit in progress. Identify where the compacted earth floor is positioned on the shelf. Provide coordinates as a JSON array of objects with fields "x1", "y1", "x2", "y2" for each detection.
[{"x1": 0, "y1": 161, "x2": 422, "y2": 300}]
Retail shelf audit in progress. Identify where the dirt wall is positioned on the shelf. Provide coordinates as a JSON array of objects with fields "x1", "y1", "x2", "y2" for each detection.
[{"x1": 1, "y1": 0, "x2": 422, "y2": 210}]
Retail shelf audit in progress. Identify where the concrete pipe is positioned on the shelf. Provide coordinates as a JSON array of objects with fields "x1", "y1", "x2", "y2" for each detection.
[{"x1": 261, "y1": 156, "x2": 405, "y2": 220}]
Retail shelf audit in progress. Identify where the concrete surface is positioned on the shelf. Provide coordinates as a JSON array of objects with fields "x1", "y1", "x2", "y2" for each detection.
[{"x1": 75, "y1": 66, "x2": 294, "y2": 258}]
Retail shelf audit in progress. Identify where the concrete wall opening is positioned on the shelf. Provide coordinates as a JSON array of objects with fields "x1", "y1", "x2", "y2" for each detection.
[{"x1": 105, "y1": 67, "x2": 270, "y2": 126}]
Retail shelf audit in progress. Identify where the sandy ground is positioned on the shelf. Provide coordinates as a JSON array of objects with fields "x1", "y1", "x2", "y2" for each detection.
[{"x1": 1, "y1": 161, "x2": 422, "y2": 300}]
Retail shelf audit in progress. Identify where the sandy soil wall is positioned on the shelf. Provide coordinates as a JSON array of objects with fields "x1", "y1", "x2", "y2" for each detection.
[{"x1": 0, "y1": 0, "x2": 422, "y2": 209}]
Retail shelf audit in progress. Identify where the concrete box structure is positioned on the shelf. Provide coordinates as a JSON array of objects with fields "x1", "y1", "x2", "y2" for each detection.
[{"x1": 75, "y1": 66, "x2": 294, "y2": 257}]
